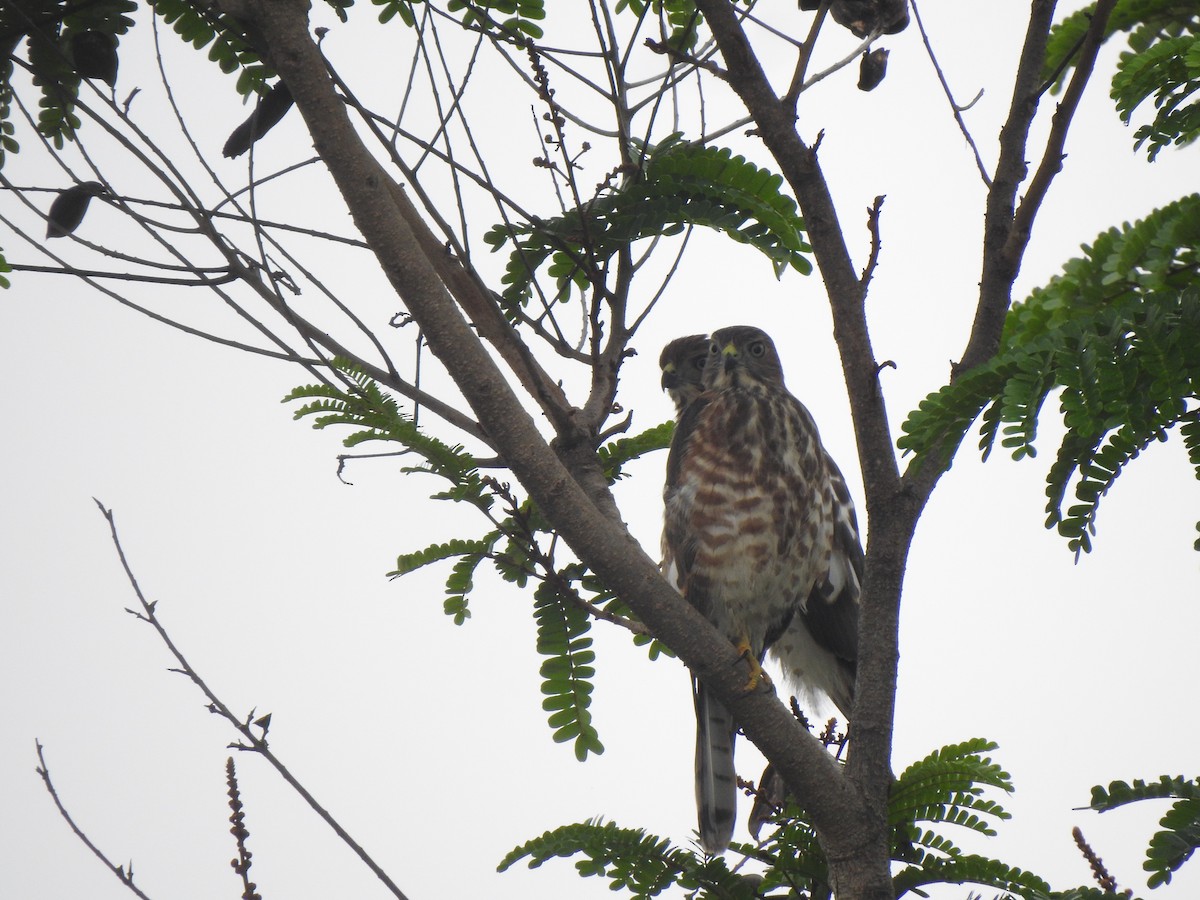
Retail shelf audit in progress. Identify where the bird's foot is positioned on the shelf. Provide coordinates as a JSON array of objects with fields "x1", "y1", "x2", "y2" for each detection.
[{"x1": 734, "y1": 637, "x2": 773, "y2": 693}]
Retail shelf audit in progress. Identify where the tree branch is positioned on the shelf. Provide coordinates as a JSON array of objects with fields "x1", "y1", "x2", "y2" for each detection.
[
  {"x1": 96, "y1": 501, "x2": 414, "y2": 900},
  {"x1": 911, "y1": 0, "x2": 992, "y2": 187},
  {"x1": 34, "y1": 741, "x2": 156, "y2": 900}
]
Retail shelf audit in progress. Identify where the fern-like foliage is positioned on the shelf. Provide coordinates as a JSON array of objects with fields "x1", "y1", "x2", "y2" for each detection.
[
  {"x1": 614, "y1": 0, "x2": 707, "y2": 51},
  {"x1": 899, "y1": 195, "x2": 1200, "y2": 555},
  {"x1": 889, "y1": 739, "x2": 1038, "y2": 898},
  {"x1": 1112, "y1": 31, "x2": 1200, "y2": 160},
  {"x1": 286, "y1": 359, "x2": 616, "y2": 759},
  {"x1": 0, "y1": 0, "x2": 362, "y2": 160},
  {"x1": 483, "y1": 134, "x2": 811, "y2": 313},
  {"x1": 1090, "y1": 776, "x2": 1200, "y2": 887},
  {"x1": 498, "y1": 819, "x2": 757, "y2": 899},
  {"x1": 504, "y1": 737, "x2": 1061, "y2": 899},
  {"x1": 284, "y1": 357, "x2": 488, "y2": 501},
  {"x1": 371, "y1": 0, "x2": 545, "y2": 40},
  {"x1": 533, "y1": 570, "x2": 603, "y2": 760},
  {"x1": 149, "y1": 0, "x2": 273, "y2": 97},
  {"x1": 285, "y1": 357, "x2": 493, "y2": 625},
  {"x1": 598, "y1": 421, "x2": 675, "y2": 483},
  {"x1": 392, "y1": 535, "x2": 501, "y2": 624},
  {"x1": 1043, "y1": 1, "x2": 1199, "y2": 158},
  {"x1": 1043, "y1": 0, "x2": 1195, "y2": 87},
  {"x1": 0, "y1": 0, "x2": 136, "y2": 148}
]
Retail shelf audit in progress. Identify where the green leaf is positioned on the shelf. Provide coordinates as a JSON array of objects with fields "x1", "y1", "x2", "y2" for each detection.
[
  {"x1": 487, "y1": 134, "x2": 810, "y2": 312},
  {"x1": 499, "y1": 819, "x2": 756, "y2": 899},
  {"x1": 1044, "y1": 2, "x2": 1200, "y2": 156},
  {"x1": 597, "y1": 421, "x2": 674, "y2": 482},
  {"x1": 532, "y1": 576, "x2": 603, "y2": 760},
  {"x1": 899, "y1": 196, "x2": 1200, "y2": 554},
  {"x1": 1088, "y1": 777, "x2": 1200, "y2": 887}
]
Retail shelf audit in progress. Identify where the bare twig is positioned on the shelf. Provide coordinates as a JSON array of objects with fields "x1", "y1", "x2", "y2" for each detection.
[
  {"x1": 783, "y1": 0, "x2": 830, "y2": 108},
  {"x1": 644, "y1": 37, "x2": 729, "y2": 81},
  {"x1": 860, "y1": 195, "x2": 886, "y2": 291},
  {"x1": 911, "y1": 0, "x2": 992, "y2": 187},
  {"x1": 34, "y1": 741, "x2": 156, "y2": 900},
  {"x1": 96, "y1": 501, "x2": 413, "y2": 900}
]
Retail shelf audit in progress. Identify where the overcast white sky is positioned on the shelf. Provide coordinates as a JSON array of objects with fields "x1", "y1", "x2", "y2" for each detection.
[{"x1": 2, "y1": 3, "x2": 1198, "y2": 899}]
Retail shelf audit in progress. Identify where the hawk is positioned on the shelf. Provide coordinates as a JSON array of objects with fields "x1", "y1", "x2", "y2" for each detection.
[
  {"x1": 660, "y1": 326, "x2": 862, "y2": 853},
  {"x1": 659, "y1": 334, "x2": 710, "y2": 417}
]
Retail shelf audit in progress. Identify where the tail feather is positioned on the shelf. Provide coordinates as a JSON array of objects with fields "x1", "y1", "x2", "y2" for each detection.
[{"x1": 694, "y1": 682, "x2": 738, "y2": 854}]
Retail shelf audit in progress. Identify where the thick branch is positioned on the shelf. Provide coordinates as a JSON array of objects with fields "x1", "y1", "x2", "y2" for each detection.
[{"x1": 232, "y1": 0, "x2": 862, "y2": 859}]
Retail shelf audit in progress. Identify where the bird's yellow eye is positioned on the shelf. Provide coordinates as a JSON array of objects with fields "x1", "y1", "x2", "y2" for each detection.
[{"x1": 749, "y1": 341, "x2": 766, "y2": 357}]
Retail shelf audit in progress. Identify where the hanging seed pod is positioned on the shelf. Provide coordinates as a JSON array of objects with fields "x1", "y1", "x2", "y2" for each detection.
[
  {"x1": 858, "y1": 48, "x2": 889, "y2": 91},
  {"x1": 70, "y1": 30, "x2": 118, "y2": 87},
  {"x1": 223, "y1": 81, "x2": 295, "y2": 159},
  {"x1": 46, "y1": 181, "x2": 109, "y2": 238}
]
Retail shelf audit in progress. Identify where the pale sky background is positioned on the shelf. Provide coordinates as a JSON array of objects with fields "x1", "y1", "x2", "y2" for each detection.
[{"x1": 2, "y1": 3, "x2": 1198, "y2": 899}]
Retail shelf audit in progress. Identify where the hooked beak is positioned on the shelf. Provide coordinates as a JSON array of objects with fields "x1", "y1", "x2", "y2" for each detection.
[{"x1": 720, "y1": 342, "x2": 739, "y2": 373}]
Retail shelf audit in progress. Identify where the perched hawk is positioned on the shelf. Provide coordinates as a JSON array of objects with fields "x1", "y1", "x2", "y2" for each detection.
[
  {"x1": 659, "y1": 334, "x2": 710, "y2": 417},
  {"x1": 660, "y1": 326, "x2": 862, "y2": 853}
]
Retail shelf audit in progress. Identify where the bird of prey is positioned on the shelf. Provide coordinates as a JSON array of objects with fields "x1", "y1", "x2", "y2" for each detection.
[
  {"x1": 660, "y1": 326, "x2": 862, "y2": 853},
  {"x1": 659, "y1": 334, "x2": 710, "y2": 417}
]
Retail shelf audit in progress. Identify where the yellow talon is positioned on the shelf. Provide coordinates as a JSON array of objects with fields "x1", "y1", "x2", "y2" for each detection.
[{"x1": 733, "y1": 636, "x2": 773, "y2": 692}]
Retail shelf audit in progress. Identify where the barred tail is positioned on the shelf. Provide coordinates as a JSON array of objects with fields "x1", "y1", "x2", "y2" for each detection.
[{"x1": 694, "y1": 682, "x2": 738, "y2": 854}]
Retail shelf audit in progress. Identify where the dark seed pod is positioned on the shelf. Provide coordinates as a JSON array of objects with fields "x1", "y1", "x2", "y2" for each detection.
[
  {"x1": 858, "y1": 48, "x2": 888, "y2": 92},
  {"x1": 223, "y1": 82, "x2": 295, "y2": 159},
  {"x1": 70, "y1": 30, "x2": 118, "y2": 87},
  {"x1": 46, "y1": 181, "x2": 109, "y2": 239},
  {"x1": 830, "y1": 0, "x2": 909, "y2": 38}
]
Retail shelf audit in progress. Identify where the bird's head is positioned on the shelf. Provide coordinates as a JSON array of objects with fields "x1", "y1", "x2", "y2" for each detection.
[
  {"x1": 704, "y1": 326, "x2": 786, "y2": 391},
  {"x1": 659, "y1": 334, "x2": 710, "y2": 415}
]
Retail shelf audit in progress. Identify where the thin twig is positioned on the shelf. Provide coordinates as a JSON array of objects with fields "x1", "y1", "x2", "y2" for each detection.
[
  {"x1": 34, "y1": 741, "x2": 156, "y2": 900},
  {"x1": 860, "y1": 195, "x2": 885, "y2": 291},
  {"x1": 95, "y1": 502, "x2": 414, "y2": 900},
  {"x1": 911, "y1": 0, "x2": 992, "y2": 187},
  {"x1": 784, "y1": 0, "x2": 830, "y2": 108}
]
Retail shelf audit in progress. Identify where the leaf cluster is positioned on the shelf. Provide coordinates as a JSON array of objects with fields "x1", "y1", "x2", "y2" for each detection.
[
  {"x1": 1044, "y1": 1, "x2": 1199, "y2": 158},
  {"x1": 373, "y1": 0, "x2": 546, "y2": 40},
  {"x1": 615, "y1": 0, "x2": 705, "y2": 51},
  {"x1": 150, "y1": 0, "x2": 276, "y2": 97},
  {"x1": 1112, "y1": 30, "x2": 1200, "y2": 160},
  {"x1": 0, "y1": 0, "x2": 135, "y2": 152},
  {"x1": 498, "y1": 819, "x2": 757, "y2": 899},
  {"x1": 484, "y1": 134, "x2": 811, "y2": 314},
  {"x1": 1090, "y1": 777, "x2": 1200, "y2": 887},
  {"x1": 501, "y1": 738, "x2": 1068, "y2": 899},
  {"x1": 502, "y1": 738, "x2": 1200, "y2": 899},
  {"x1": 286, "y1": 363, "x2": 676, "y2": 760},
  {"x1": 899, "y1": 195, "x2": 1200, "y2": 555},
  {"x1": 889, "y1": 739, "x2": 1042, "y2": 899}
]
